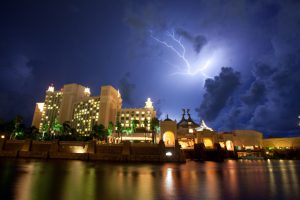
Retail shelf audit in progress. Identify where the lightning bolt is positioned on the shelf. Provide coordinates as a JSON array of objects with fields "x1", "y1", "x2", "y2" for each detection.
[{"x1": 151, "y1": 31, "x2": 210, "y2": 78}]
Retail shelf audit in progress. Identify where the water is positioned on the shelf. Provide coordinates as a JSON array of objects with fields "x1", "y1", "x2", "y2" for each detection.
[{"x1": 0, "y1": 159, "x2": 299, "y2": 200}]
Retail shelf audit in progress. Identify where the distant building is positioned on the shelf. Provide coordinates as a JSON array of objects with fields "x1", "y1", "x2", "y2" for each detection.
[
  {"x1": 118, "y1": 98, "x2": 156, "y2": 132},
  {"x1": 159, "y1": 109, "x2": 264, "y2": 151},
  {"x1": 72, "y1": 86, "x2": 122, "y2": 135},
  {"x1": 32, "y1": 102, "x2": 44, "y2": 128},
  {"x1": 38, "y1": 84, "x2": 89, "y2": 133},
  {"x1": 72, "y1": 96, "x2": 101, "y2": 135},
  {"x1": 33, "y1": 84, "x2": 156, "y2": 135}
]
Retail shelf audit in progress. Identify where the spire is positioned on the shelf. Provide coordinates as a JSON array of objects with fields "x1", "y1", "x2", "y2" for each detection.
[
  {"x1": 145, "y1": 98, "x2": 153, "y2": 109},
  {"x1": 181, "y1": 108, "x2": 186, "y2": 120},
  {"x1": 47, "y1": 84, "x2": 54, "y2": 92}
]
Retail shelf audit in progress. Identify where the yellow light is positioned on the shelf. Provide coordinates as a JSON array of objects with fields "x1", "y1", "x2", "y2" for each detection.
[
  {"x1": 71, "y1": 146, "x2": 87, "y2": 153},
  {"x1": 1, "y1": 135, "x2": 5, "y2": 139},
  {"x1": 203, "y1": 138, "x2": 213, "y2": 148}
]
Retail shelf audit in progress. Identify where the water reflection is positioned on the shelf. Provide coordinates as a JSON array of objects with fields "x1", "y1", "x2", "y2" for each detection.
[{"x1": 0, "y1": 159, "x2": 299, "y2": 200}]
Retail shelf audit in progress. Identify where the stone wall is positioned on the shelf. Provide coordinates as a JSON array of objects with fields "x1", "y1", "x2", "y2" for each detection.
[
  {"x1": 0, "y1": 139, "x2": 185, "y2": 163},
  {"x1": 263, "y1": 137, "x2": 300, "y2": 149}
]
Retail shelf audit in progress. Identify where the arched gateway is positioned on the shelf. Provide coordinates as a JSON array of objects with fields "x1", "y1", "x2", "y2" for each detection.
[{"x1": 163, "y1": 131, "x2": 175, "y2": 146}]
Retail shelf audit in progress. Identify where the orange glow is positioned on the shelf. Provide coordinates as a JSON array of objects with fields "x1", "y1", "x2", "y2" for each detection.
[
  {"x1": 203, "y1": 138, "x2": 213, "y2": 148},
  {"x1": 163, "y1": 131, "x2": 175, "y2": 146}
]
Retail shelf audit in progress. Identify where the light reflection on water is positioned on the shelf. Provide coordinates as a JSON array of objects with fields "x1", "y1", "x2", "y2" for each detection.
[{"x1": 0, "y1": 159, "x2": 299, "y2": 200}]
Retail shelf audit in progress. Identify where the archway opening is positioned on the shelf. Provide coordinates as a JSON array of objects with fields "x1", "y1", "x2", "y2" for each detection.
[
  {"x1": 163, "y1": 131, "x2": 175, "y2": 146},
  {"x1": 226, "y1": 140, "x2": 234, "y2": 151},
  {"x1": 203, "y1": 138, "x2": 213, "y2": 148}
]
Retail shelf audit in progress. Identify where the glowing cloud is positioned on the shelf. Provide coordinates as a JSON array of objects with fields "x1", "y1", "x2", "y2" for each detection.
[{"x1": 151, "y1": 31, "x2": 211, "y2": 78}]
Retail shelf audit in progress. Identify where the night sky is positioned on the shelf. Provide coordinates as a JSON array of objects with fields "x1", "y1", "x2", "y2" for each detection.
[{"x1": 0, "y1": 0, "x2": 299, "y2": 137}]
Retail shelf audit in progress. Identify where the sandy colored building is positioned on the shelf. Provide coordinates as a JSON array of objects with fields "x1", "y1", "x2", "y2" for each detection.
[
  {"x1": 263, "y1": 137, "x2": 300, "y2": 149},
  {"x1": 72, "y1": 86, "x2": 122, "y2": 134},
  {"x1": 159, "y1": 110, "x2": 264, "y2": 151},
  {"x1": 32, "y1": 102, "x2": 44, "y2": 128},
  {"x1": 34, "y1": 84, "x2": 154, "y2": 135},
  {"x1": 118, "y1": 98, "x2": 156, "y2": 132}
]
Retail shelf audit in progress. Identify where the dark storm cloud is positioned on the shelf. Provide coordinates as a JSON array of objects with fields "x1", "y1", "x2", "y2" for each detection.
[
  {"x1": 0, "y1": 55, "x2": 33, "y2": 92},
  {"x1": 123, "y1": 1, "x2": 167, "y2": 34},
  {"x1": 252, "y1": 62, "x2": 275, "y2": 79},
  {"x1": 176, "y1": 28, "x2": 207, "y2": 54},
  {"x1": 118, "y1": 72, "x2": 136, "y2": 106},
  {"x1": 241, "y1": 81, "x2": 266, "y2": 105},
  {"x1": 211, "y1": 52, "x2": 300, "y2": 136},
  {"x1": 196, "y1": 67, "x2": 240, "y2": 121}
]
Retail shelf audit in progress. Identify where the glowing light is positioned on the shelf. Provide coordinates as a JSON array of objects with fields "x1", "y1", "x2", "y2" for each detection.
[
  {"x1": 195, "y1": 120, "x2": 214, "y2": 131},
  {"x1": 71, "y1": 146, "x2": 87, "y2": 153},
  {"x1": 84, "y1": 87, "x2": 91, "y2": 95},
  {"x1": 47, "y1": 85, "x2": 54, "y2": 92},
  {"x1": 1, "y1": 135, "x2": 5, "y2": 139},
  {"x1": 37, "y1": 103, "x2": 44, "y2": 112},
  {"x1": 119, "y1": 136, "x2": 152, "y2": 141},
  {"x1": 166, "y1": 152, "x2": 172, "y2": 156},
  {"x1": 219, "y1": 142, "x2": 225, "y2": 148},
  {"x1": 151, "y1": 31, "x2": 211, "y2": 77},
  {"x1": 145, "y1": 98, "x2": 153, "y2": 109},
  {"x1": 203, "y1": 138, "x2": 213, "y2": 148},
  {"x1": 226, "y1": 140, "x2": 234, "y2": 151},
  {"x1": 163, "y1": 131, "x2": 175, "y2": 146}
]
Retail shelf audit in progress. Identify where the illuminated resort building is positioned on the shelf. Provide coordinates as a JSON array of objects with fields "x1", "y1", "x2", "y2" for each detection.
[
  {"x1": 72, "y1": 97, "x2": 101, "y2": 134},
  {"x1": 37, "y1": 84, "x2": 91, "y2": 133},
  {"x1": 32, "y1": 102, "x2": 44, "y2": 128},
  {"x1": 72, "y1": 86, "x2": 122, "y2": 135},
  {"x1": 159, "y1": 109, "x2": 264, "y2": 154},
  {"x1": 118, "y1": 98, "x2": 156, "y2": 131},
  {"x1": 32, "y1": 83, "x2": 157, "y2": 135},
  {"x1": 39, "y1": 85, "x2": 63, "y2": 132}
]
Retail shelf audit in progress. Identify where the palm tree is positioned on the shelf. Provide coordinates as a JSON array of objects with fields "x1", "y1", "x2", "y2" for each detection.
[
  {"x1": 131, "y1": 120, "x2": 139, "y2": 133},
  {"x1": 52, "y1": 119, "x2": 63, "y2": 139},
  {"x1": 107, "y1": 121, "x2": 114, "y2": 136},
  {"x1": 116, "y1": 121, "x2": 122, "y2": 142},
  {"x1": 12, "y1": 115, "x2": 25, "y2": 139},
  {"x1": 92, "y1": 124, "x2": 108, "y2": 143},
  {"x1": 150, "y1": 117, "x2": 160, "y2": 144},
  {"x1": 62, "y1": 121, "x2": 72, "y2": 135}
]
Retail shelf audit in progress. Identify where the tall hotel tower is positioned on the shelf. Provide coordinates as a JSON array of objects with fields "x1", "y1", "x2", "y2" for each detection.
[{"x1": 33, "y1": 84, "x2": 122, "y2": 134}]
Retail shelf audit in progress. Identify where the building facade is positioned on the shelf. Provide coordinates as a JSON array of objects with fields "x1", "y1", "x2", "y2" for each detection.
[
  {"x1": 118, "y1": 98, "x2": 156, "y2": 132},
  {"x1": 159, "y1": 110, "x2": 263, "y2": 151},
  {"x1": 32, "y1": 102, "x2": 44, "y2": 128},
  {"x1": 72, "y1": 96, "x2": 101, "y2": 135},
  {"x1": 33, "y1": 84, "x2": 157, "y2": 136},
  {"x1": 39, "y1": 85, "x2": 63, "y2": 132}
]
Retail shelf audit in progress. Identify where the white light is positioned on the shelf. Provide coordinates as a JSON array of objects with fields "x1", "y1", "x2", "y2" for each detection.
[
  {"x1": 37, "y1": 103, "x2": 44, "y2": 112},
  {"x1": 1, "y1": 135, "x2": 5, "y2": 139},
  {"x1": 47, "y1": 85, "x2": 54, "y2": 92},
  {"x1": 166, "y1": 152, "x2": 172, "y2": 156},
  {"x1": 84, "y1": 87, "x2": 91, "y2": 95},
  {"x1": 145, "y1": 98, "x2": 153, "y2": 109}
]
